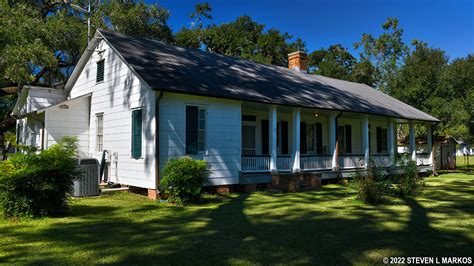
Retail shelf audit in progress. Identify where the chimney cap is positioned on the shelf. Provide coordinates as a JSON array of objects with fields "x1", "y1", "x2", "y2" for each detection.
[{"x1": 288, "y1": 51, "x2": 307, "y2": 57}]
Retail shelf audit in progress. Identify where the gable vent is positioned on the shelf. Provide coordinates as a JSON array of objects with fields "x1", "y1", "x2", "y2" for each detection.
[{"x1": 96, "y1": 59, "x2": 105, "y2": 83}]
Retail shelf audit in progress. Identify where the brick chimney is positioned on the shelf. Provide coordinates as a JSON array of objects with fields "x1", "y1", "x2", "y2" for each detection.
[{"x1": 288, "y1": 51, "x2": 308, "y2": 73}]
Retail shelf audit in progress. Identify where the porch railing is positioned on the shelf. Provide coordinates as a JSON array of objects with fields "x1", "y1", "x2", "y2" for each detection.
[
  {"x1": 277, "y1": 156, "x2": 291, "y2": 171},
  {"x1": 416, "y1": 153, "x2": 431, "y2": 166},
  {"x1": 301, "y1": 155, "x2": 332, "y2": 170},
  {"x1": 241, "y1": 155, "x2": 270, "y2": 172},
  {"x1": 339, "y1": 155, "x2": 365, "y2": 169},
  {"x1": 371, "y1": 154, "x2": 390, "y2": 167}
]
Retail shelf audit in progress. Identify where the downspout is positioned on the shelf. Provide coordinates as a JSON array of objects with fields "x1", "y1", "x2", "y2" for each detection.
[{"x1": 155, "y1": 91, "x2": 164, "y2": 197}]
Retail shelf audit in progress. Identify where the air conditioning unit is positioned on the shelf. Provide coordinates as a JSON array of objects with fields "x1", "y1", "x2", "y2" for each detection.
[{"x1": 73, "y1": 158, "x2": 100, "y2": 197}]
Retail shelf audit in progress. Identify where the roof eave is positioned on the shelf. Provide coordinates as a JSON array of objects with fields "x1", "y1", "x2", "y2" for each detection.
[{"x1": 151, "y1": 87, "x2": 440, "y2": 123}]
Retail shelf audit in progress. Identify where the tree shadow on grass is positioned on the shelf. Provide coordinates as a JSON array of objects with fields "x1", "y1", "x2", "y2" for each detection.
[{"x1": 1, "y1": 182, "x2": 473, "y2": 265}]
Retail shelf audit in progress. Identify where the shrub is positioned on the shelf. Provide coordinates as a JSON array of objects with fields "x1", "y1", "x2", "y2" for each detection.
[
  {"x1": 0, "y1": 137, "x2": 81, "y2": 218},
  {"x1": 393, "y1": 154, "x2": 424, "y2": 197},
  {"x1": 352, "y1": 165, "x2": 391, "y2": 204},
  {"x1": 160, "y1": 156, "x2": 210, "y2": 204}
]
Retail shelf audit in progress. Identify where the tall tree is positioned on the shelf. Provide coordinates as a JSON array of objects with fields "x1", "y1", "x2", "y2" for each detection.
[
  {"x1": 201, "y1": 16, "x2": 305, "y2": 66},
  {"x1": 93, "y1": 0, "x2": 173, "y2": 43},
  {"x1": 436, "y1": 54, "x2": 474, "y2": 142},
  {"x1": 175, "y1": 2, "x2": 212, "y2": 49},
  {"x1": 395, "y1": 40, "x2": 473, "y2": 142},
  {"x1": 351, "y1": 59, "x2": 377, "y2": 87},
  {"x1": 190, "y1": 2, "x2": 212, "y2": 30},
  {"x1": 0, "y1": 0, "x2": 174, "y2": 149},
  {"x1": 308, "y1": 44, "x2": 376, "y2": 86},
  {"x1": 354, "y1": 17, "x2": 409, "y2": 93},
  {"x1": 394, "y1": 40, "x2": 448, "y2": 109},
  {"x1": 308, "y1": 44, "x2": 356, "y2": 80}
]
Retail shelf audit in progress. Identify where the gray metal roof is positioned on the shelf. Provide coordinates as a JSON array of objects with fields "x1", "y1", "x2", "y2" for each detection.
[{"x1": 98, "y1": 29, "x2": 438, "y2": 122}]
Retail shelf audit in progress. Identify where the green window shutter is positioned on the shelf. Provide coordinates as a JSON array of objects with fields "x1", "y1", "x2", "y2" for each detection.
[
  {"x1": 131, "y1": 109, "x2": 142, "y2": 158},
  {"x1": 96, "y1": 60, "x2": 104, "y2": 83},
  {"x1": 315, "y1": 123, "x2": 323, "y2": 154},
  {"x1": 186, "y1": 106, "x2": 198, "y2": 154}
]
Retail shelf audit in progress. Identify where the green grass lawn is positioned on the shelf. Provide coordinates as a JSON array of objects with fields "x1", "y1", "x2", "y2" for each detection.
[
  {"x1": 1, "y1": 173, "x2": 473, "y2": 265},
  {"x1": 457, "y1": 155, "x2": 474, "y2": 169}
]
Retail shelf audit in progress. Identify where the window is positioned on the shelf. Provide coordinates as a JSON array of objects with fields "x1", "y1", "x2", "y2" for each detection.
[
  {"x1": 16, "y1": 121, "x2": 23, "y2": 145},
  {"x1": 337, "y1": 126, "x2": 345, "y2": 154},
  {"x1": 306, "y1": 123, "x2": 315, "y2": 153},
  {"x1": 96, "y1": 113, "x2": 104, "y2": 151},
  {"x1": 315, "y1": 123, "x2": 323, "y2": 154},
  {"x1": 345, "y1": 125, "x2": 352, "y2": 154},
  {"x1": 131, "y1": 109, "x2": 142, "y2": 158},
  {"x1": 300, "y1": 122, "x2": 315, "y2": 154},
  {"x1": 186, "y1": 106, "x2": 206, "y2": 154},
  {"x1": 261, "y1": 120, "x2": 269, "y2": 155},
  {"x1": 96, "y1": 59, "x2": 105, "y2": 83},
  {"x1": 242, "y1": 115, "x2": 257, "y2": 155},
  {"x1": 242, "y1": 115, "x2": 256, "y2": 155},
  {"x1": 277, "y1": 121, "x2": 289, "y2": 155},
  {"x1": 337, "y1": 125, "x2": 352, "y2": 154},
  {"x1": 376, "y1": 127, "x2": 388, "y2": 153},
  {"x1": 242, "y1": 125, "x2": 256, "y2": 155},
  {"x1": 198, "y1": 108, "x2": 206, "y2": 152}
]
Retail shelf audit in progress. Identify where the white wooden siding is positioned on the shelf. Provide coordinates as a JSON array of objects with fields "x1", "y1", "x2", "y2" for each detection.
[
  {"x1": 44, "y1": 96, "x2": 90, "y2": 157},
  {"x1": 18, "y1": 115, "x2": 44, "y2": 149},
  {"x1": 159, "y1": 93, "x2": 241, "y2": 185},
  {"x1": 27, "y1": 88, "x2": 66, "y2": 114},
  {"x1": 68, "y1": 40, "x2": 156, "y2": 189}
]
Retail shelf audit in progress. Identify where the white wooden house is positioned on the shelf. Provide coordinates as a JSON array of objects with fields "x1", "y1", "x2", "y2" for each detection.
[{"x1": 14, "y1": 29, "x2": 439, "y2": 198}]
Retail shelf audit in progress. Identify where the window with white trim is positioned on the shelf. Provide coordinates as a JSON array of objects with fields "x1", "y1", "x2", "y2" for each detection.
[
  {"x1": 96, "y1": 113, "x2": 104, "y2": 151},
  {"x1": 186, "y1": 106, "x2": 206, "y2": 154},
  {"x1": 242, "y1": 115, "x2": 256, "y2": 155},
  {"x1": 131, "y1": 109, "x2": 143, "y2": 158},
  {"x1": 376, "y1": 127, "x2": 388, "y2": 153}
]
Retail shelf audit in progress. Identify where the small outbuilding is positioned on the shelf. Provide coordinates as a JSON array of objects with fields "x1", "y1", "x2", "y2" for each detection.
[
  {"x1": 398, "y1": 136, "x2": 459, "y2": 170},
  {"x1": 435, "y1": 136, "x2": 459, "y2": 170}
]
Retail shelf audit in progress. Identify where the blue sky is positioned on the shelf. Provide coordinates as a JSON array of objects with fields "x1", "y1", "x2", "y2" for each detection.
[{"x1": 149, "y1": 0, "x2": 473, "y2": 59}]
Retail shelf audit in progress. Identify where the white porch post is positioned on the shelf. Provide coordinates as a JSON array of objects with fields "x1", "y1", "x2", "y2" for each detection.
[
  {"x1": 387, "y1": 119, "x2": 395, "y2": 166},
  {"x1": 427, "y1": 123, "x2": 433, "y2": 165},
  {"x1": 409, "y1": 121, "x2": 416, "y2": 161},
  {"x1": 362, "y1": 115, "x2": 369, "y2": 168},
  {"x1": 269, "y1": 106, "x2": 277, "y2": 173},
  {"x1": 329, "y1": 113, "x2": 338, "y2": 170},
  {"x1": 291, "y1": 108, "x2": 301, "y2": 172}
]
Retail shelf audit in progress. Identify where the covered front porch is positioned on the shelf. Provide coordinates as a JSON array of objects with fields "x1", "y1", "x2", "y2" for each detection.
[{"x1": 240, "y1": 102, "x2": 434, "y2": 177}]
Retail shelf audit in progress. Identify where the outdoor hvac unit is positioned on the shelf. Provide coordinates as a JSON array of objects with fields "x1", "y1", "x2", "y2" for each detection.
[{"x1": 73, "y1": 158, "x2": 100, "y2": 197}]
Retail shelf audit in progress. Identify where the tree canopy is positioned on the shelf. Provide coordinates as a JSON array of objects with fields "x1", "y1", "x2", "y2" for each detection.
[
  {"x1": 307, "y1": 44, "x2": 376, "y2": 86},
  {"x1": 175, "y1": 8, "x2": 306, "y2": 67},
  {"x1": 354, "y1": 17, "x2": 409, "y2": 94},
  {"x1": 0, "y1": 0, "x2": 174, "y2": 148}
]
